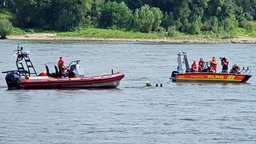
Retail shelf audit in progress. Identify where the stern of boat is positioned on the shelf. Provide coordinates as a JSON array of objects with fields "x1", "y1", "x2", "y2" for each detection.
[
  {"x1": 5, "y1": 71, "x2": 23, "y2": 89},
  {"x1": 170, "y1": 71, "x2": 179, "y2": 82}
]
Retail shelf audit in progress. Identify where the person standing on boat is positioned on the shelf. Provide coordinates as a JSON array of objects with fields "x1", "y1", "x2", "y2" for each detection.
[
  {"x1": 198, "y1": 58, "x2": 204, "y2": 72},
  {"x1": 221, "y1": 57, "x2": 229, "y2": 73},
  {"x1": 58, "y1": 56, "x2": 66, "y2": 73},
  {"x1": 191, "y1": 60, "x2": 198, "y2": 72},
  {"x1": 210, "y1": 57, "x2": 218, "y2": 72}
]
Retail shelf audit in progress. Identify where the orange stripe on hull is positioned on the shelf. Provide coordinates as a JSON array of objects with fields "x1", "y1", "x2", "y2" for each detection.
[{"x1": 175, "y1": 73, "x2": 250, "y2": 83}]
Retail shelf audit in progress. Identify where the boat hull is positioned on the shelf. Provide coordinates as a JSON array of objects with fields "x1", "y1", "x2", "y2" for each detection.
[
  {"x1": 171, "y1": 71, "x2": 252, "y2": 83},
  {"x1": 6, "y1": 72, "x2": 125, "y2": 89}
]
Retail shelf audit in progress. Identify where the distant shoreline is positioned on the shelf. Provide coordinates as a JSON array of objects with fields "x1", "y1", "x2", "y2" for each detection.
[{"x1": 7, "y1": 33, "x2": 256, "y2": 44}]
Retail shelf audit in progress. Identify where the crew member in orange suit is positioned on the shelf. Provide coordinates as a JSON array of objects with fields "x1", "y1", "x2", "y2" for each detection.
[{"x1": 210, "y1": 57, "x2": 218, "y2": 72}]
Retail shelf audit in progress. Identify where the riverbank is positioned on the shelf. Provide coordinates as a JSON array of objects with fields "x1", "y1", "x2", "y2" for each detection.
[{"x1": 7, "y1": 33, "x2": 256, "y2": 44}]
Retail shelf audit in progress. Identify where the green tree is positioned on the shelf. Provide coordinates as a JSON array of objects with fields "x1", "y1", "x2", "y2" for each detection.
[
  {"x1": 12, "y1": 0, "x2": 86, "y2": 30},
  {"x1": 12, "y1": 0, "x2": 38, "y2": 28},
  {"x1": 98, "y1": 1, "x2": 132, "y2": 29},
  {"x1": 204, "y1": 16, "x2": 219, "y2": 33},
  {"x1": 121, "y1": 0, "x2": 144, "y2": 10},
  {"x1": 235, "y1": 0, "x2": 256, "y2": 20},
  {"x1": 12, "y1": 0, "x2": 51, "y2": 28},
  {"x1": 167, "y1": 25, "x2": 177, "y2": 37},
  {"x1": 162, "y1": 12, "x2": 175, "y2": 30},
  {"x1": 221, "y1": 14, "x2": 238, "y2": 32},
  {"x1": 0, "y1": 18, "x2": 13, "y2": 39},
  {"x1": 8, "y1": 0, "x2": 256, "y2": 34},
  {"x1": 175, "y1": 1, "x2": 191, "y2": 32},
  {"x1": 205, "y1": 0, "x2": 236, "y2": 20},
  {"x1": 189, "y1": 0, "x2": 209, "y2": 22},
  {"x1": 89, "y1": 0, "x2": 105, "y2": 27},
  {"x1": 133, "y1": 4, "x2": 154, "y2": 32},
  {"x1": 188, "y1": 17, "x2": 202, "y2": 34},
  {"x1": 51, "y1": 0, "x2": 86, "y2": 31},
  {"x1": 151, "y1": 7, "x2": 163, "y2": 31},
  {"x1": 238, "y1": 16, "x2": 249, "y2": 28}
]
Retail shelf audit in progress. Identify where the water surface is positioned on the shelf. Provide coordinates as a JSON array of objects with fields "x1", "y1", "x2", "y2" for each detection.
[{"x1": 0, "y1": 40, "x2": 256, "y2": 144}]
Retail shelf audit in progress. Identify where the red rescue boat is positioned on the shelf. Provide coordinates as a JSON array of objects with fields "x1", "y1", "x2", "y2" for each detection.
[
  {"x1": 3, "y1": 45, "x2": 125, "y2": 89},
  {"x1": 170, "y1": 52, "x2": 252, "y2": 83},
  {"x1": 172, "y1": 72, "x2": 251, "y2": 83},
  {"x1": 17, "y1": 72, "x2": 124, "y2": 89}
]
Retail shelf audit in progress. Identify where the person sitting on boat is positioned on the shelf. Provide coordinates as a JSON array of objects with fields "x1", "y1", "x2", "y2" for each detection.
[
  {"x1": 58, "y1": 56, "x2": 66, "y2": 73},
  {"x1": 221, "y1": 57, "x2": 229, "y2": 73},
  {"x1": 230, "y1": 64, "x2": 241, "y2": 74},
  {"x1": 39, "y1": 70, "x2": 47, "y2": 76},
  {"x1": 198, "y1": 58, "x2": 204, "y2": 72},
  {"x1": 190, "y1": 60, "x2": 197, "y2": 72},
  {"x1": 210, "y1": 57, "x2": 218, "y2": 72}
]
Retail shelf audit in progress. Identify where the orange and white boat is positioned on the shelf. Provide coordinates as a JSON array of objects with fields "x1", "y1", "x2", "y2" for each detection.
[{"x1": 170, "y1": 52, "x2": 252, "y2": 83}]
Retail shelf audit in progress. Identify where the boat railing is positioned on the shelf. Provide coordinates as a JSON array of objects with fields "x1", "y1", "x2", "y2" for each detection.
[
  {"x1": 184, "y1": 69, "x2": 251, "y2": 75},
  {"x1": 240, "y1": 67, "x2": 251, "y2": 75},
  {"x1": 67, "y1": 60, "x2": 80, "y2": 69}
]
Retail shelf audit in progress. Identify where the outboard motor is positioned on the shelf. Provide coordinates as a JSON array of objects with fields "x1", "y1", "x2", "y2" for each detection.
[
  {"x1": 170, "y1": 71, "x2": 179, "y2": 81},
  {"x1": 5, "y1": 71, "x2": 22, "y2": 89}
]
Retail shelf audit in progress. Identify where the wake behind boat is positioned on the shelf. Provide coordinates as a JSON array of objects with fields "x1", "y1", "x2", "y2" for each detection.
[
  {"x1": 2, "y1": 45, "x2": 125, "y2": 89},
  {"x1": 170, "y1": 51, "x2": 252, "y2": 83}
]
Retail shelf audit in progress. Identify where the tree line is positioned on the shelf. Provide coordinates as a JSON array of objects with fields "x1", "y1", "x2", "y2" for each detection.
[{"x1": 1, "y1": 0, "x2": 256, "y2": 35}]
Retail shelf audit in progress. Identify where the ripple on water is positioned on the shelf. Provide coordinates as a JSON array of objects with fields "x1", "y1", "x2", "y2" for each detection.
[{"x1": 0, "y1": 41, "x2": 256, "y2": 143}]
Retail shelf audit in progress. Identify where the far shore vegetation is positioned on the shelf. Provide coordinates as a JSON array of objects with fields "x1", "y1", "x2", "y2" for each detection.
[
  {"x1": 10, "y1": 24, "x2": 256, "y2": 41},
  {"x1": 0, "y1": 0, "x2": 256, "y2": 40}
]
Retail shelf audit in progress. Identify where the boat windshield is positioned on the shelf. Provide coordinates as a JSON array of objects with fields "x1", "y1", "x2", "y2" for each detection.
[{"x1": 72, "y1": 64, "x2": 85, "y2": 76}]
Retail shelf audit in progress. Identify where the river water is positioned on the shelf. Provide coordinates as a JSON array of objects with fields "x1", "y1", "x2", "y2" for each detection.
[{"x1": 0, "y1": 40, "x2": 255, "y2": 144}]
